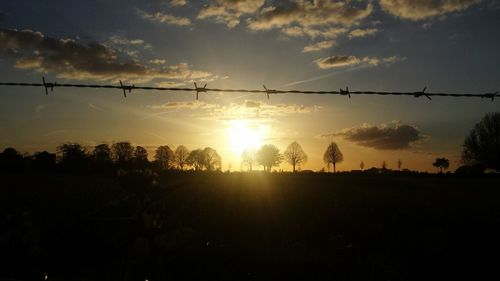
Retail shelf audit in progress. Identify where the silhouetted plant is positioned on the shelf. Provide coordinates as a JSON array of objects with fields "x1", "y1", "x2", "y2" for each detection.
[
  {"x1": 0, "y1": 147, "x2": 24, "y2": 172},
  {"x1": 57, "y1": 143, "x2": 88, "y2": 171},
  {"x1": 174, "y1": 145, "x2": 190, "y2": 170},
  {"x1": 256, "y1": 144, "x2": 282, "y2": 172},
  {"x1": 155, "y1": 145, "x2": 174, "y2": 170},
  {"x1": 112, "y1": 142, "x2": 134, "y2": 166},
  {"x1": 323, "y1": 142, "x2": 343, "y2": 173},
  {"x1": 93, "y1": 144, "x2": 112, "y2": 162},
  {"x1": 90, "y1": 144, "x2": 113, "y2": 173},
  {"x1": 461, "y1": 112, "x2": 500, "y2": 171},
  {"x1": 284, "y1": 141, "x2": 308, "y2": 172},
  {"x1": 381, "y1": 160, "x2": 388, "y2": 170},
  {"x1": 360, "y1": 161, "x2": 365, "y2": 171},
  {"x1": 201, "y1": 147, "x2": 221, "y2": 171},
  {"x1": 186, "y1": 149, "x2": 203, "y2": 171},
  {"x1": 433, "y1": 158, "x2": 450, "y2": 173},
  {"x1": 134, "y1": 146, "x2": 149, "y2": 169},
  {"x1": 241, "y1": 148, "x2": 256, "y2": 171}
]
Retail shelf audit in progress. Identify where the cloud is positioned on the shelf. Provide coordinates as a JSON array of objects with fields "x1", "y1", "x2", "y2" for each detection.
[
  {"x1": 150, "y1": 101, "x2": 218, "y2": 110},
  {"x1": 379, "y1": 0, "x2": 483, "y2": 20},
  {"x1": 314, "y1": 55, "x2": 405, "y2": 69},
  {"x1": 348, "y1": 28, "x2": 378, "y2": 38},
  {"x1": 170, "y1": 0, "x2": 187, "y2": 7},
  {"x1": 104, "y1": 35, "x2": 152, "y2": 58},
  {"x1": 139, "y1": 10, "x2": 192, "y2": 26},
  {"x1": 314, "y1": 55, "x2": 361, "y2": 68},
  {"x1": 247, "y1": 1, "x2": 373, "y2": 34},
  {"x1": 322, "y1": 121, "x2": 427, "y2": 150},
  {"x1": 0, "y1": 11, "x2": 6, "y2": 22},
  {"x1": 282, "y1": 26, "x2": 348, "y2": 39},
  {"x1": 0, "y1": 29, "x2": 215, "y2": 83},
  {"x1": 198, "y1": 0, "x2": 265, "y2": 28},
  {"x1": 302, "y1": 40, "x2": 335, "y2": 52},
  {"x1": 149, "y1": 99, "x2": 320, "y2": 120},
  {"x1": 149, "y1": 59, "x2": 166, "y2": 65}
]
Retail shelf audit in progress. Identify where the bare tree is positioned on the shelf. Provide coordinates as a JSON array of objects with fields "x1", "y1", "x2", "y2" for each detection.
[
  {"x1": 201, "y1": 147, "x2": 221, "y2": 171},
  {"x1": 57, "y1": 143, "x2": 89, "y2": 171},
  {"x1": 241, "y1": 148, "x2": 256, "y2": 171},
  {"x1": 93, "y1": 144, "x2": 111, "y2": 162},
  {"x1": 381, "y1": 160, "x2": 388, "y2": 170},
  {"x1": 134, "y1": 146, "x2": 148, "y2": 162},
  {"x1": 284, "y1": 141, "x2": 308, "y2": 172},
  {"x1": 256, "y1": 144, "x2": 282, "y2": 172},
  {"x1": 155, "y1": 145, "x2": 174, "y2": 170},
  {"x1": 187, "y1": 149, "x2": 203, "y2": 171},
  {"x1": 323, "y1": 142, "x2": 343, "y2": 173},
  {"x1": 174, "y1": 145, "x2": 190, "y2": 170},
  {"x1": 360, "y1": 161, "x2": 365, "y2": 171},
  {"x1": 112, "y1": 142, "x2": 134, "y2": 164},
  {"x1": 397, "y1": 159, "x2": 403, "y2": 171},
  {"x1": 462, "y1": 112, "x2": 500, "y2": 171},
  {"x1": 433, "y1": 158, "x2": 450, "y2": 173}
]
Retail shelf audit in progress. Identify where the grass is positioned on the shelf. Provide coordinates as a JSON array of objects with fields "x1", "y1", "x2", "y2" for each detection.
[{"x1": 1, "y1": 172, "x2": 500, "y2": 280}]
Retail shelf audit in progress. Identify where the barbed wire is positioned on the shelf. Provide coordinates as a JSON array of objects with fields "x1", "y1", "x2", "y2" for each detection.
[{"x1": 0, "y1": 77, "x2": 498, "y2": 101}]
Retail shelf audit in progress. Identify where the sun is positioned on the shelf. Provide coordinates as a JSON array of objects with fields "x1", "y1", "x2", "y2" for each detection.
[{"x1": 227, "y1": 120, "x2": 267, "y2": 156}]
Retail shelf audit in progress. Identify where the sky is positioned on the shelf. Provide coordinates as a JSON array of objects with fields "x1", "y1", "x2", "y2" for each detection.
[{"x1": 0, "y1": 0, "x2": 499, "y2": 172}]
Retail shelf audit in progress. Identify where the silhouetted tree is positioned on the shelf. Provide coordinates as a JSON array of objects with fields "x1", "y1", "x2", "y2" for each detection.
[
  {"x1": 461, "y1": 112, "x2": 500, "y2": 171},
  {"x1": 433, "y1": 158, "x2": 450, "y2": 173},
  {"x1": 93, "y1": 144, "x2": 112, "y2": 162},
  {"x1": 256, "y1": 144, "x2": 282, "y2": 172},
  {"x1": 398, "y1": 159, "x2": 403, "y2": 171},
  {"x1": 323, "y1": 142, "x2": 343, "y2": 173},
  {"x1": 360, "y1": 161, "x2": 365, "y2": 171},
  {"x1": 134, "y1": 146, "x2": 149, "y2": 168},
  {"x1": 57, "y1": 143, "x2": 88, "y2": 171},
  {"x1": 381, "y1": 160, "x2": 388, "y2": 170},
  {"x1": 0, "y1": 147, "x2": 24, "y2": 172},
  {"x1": 174, "y1": 145, "x2": 190, "y2": 170},
  {"x1": 284, "y1": 141, "x2": 308, "y2": 172},
  {"x1": 32, "y1": 151, "x2": 56, "y2": 171},
  {"x1": 241, "y1": 148, "x2": 256, "y2": 171},
  {"x1": 155, "y1": 145, "x2": 174, "y2": 170},
  {"x1": 91, "y1": 144, "x2": 113, "y2": 173},
  {"x1": 187, "y1": 149, "x2": 203, "y2": 171},
  {"x1": 112, "y1": 142, "x2": 134, "y2": 166},
  {"x1": 201, "y1": 147, "x2": 221, "y2": 171},
  {"x1": 2, "y1": 147, "x2": 19, "y2": 157}
]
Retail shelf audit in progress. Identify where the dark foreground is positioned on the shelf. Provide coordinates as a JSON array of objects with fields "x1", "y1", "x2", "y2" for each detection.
[{"x1": 1, "y1": 172, "x2": 500, "y2": 281}]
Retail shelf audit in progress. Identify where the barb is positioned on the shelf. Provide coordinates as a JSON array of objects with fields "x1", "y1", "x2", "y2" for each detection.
[
  {"x1": 0, "y1": 79, "x2": 498, "y2": 101},
  {"x1": 119, "y1": 80, "x2": 134, "y2": 98},
  {"x1": 340, "y1": 86, "x2": 350, "y2": 99},
  {"x1": 194, "y1": 82, "x2": 207, "y2": 100},
  {"x1": 414, "y1": 87, "x2": 431, "y2": 100},
  {"x1": 263, "y1": 85, "x2": 278, "y2": 100},
  {"x1": 42, "y1": 77, "x2": 56, "y2": 95}
]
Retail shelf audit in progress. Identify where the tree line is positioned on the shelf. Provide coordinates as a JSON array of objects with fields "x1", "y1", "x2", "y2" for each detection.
[{"x1": 0, "y1": 112, "x2": 498, "y2": 174}]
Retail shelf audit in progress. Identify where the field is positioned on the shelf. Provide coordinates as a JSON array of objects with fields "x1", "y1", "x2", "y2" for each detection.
[{"x1": 1, "y1": 172, "x2": 500, "y2": 280}]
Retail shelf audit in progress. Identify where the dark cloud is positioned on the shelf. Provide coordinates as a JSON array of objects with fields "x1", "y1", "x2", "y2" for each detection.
[
  {"x1": 0, "y1": 29, "x2": 214, "y2": 82},
  {"x1": 323, "y1": 122, "x2": 426, "y2": 150},
  {"x1": 0, "y1": 11, "x2": 6, "y2": 22}
]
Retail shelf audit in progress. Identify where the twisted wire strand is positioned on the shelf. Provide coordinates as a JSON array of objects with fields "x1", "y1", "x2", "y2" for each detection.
[{"x1": 0, "y1": 80, "x2": 498, "y2": 100}]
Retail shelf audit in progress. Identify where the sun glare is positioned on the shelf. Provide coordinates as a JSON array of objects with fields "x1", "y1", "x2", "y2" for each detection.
[{"x1": 227, "y1": 120, "x2": 267, "y2": 156}]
